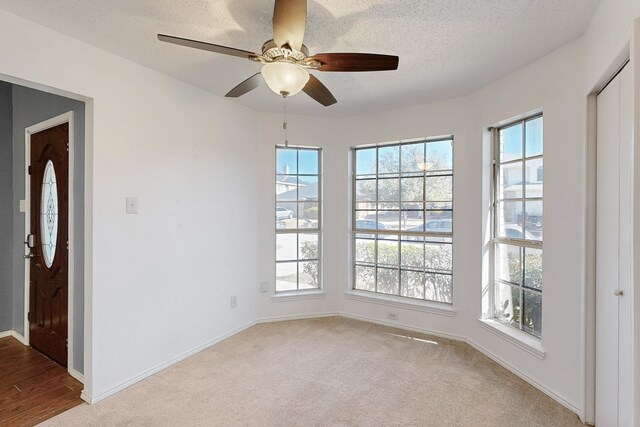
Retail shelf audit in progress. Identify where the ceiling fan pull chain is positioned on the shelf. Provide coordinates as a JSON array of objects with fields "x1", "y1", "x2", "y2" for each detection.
[{"x1": 283, "y1": 100, "x2": 289, "y2": 147}]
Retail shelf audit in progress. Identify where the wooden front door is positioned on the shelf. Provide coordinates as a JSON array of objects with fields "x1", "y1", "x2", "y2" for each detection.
[{"x1": 28, "y1": 123, "x2": 69, "y2": 367}]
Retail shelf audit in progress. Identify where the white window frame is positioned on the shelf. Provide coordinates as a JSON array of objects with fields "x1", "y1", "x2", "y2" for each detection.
[
  {"x1": 351, "y1": 137, "x2": 454, "y2": 305},
  {"x1": 490, "y1": 114, "x2": 543, "y2": 338},
  {"x1": 275, "y1": 145, "x2": 322, "y2": 293}
]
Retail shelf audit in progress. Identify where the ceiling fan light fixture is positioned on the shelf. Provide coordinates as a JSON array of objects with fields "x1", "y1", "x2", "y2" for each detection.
[{"x1": 261, "y1": 62, "x2": 309, "y2": 97}]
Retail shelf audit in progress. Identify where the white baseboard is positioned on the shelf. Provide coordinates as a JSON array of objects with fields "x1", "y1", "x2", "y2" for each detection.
[
  {"x1": 256, "y1": 312, "x2": 339, "y2": 324},
  {"x1": 80, "y1": 390, "x2": 92, "y2": 404},
  {"x1": 465, "y1": 337, "x2": 582, "y2": 417},
  {"x1": 87, "y1": 320, "x2": 257, "y2": 404},
  {"x1": 0, "y1": 330, "x2": 28, "y2": 345},
  {"x1": 68, "y1": 368, "x2": 84, "y2": 384},
  {"x1": 335, "y1": 313, "x2": 581, "y2": 418},
  {"x1": 0, "y1": 330, "x2": 27, "y2": 344},
  {"x1": 80, "y1": 312, "x2": 581, "y2": 421},
  {"x1": 338, "y1": 312, "x2": 465, "y2": 343},
  {"x1": 11, "y1": 331, "x2": 27, "y2": 344}
]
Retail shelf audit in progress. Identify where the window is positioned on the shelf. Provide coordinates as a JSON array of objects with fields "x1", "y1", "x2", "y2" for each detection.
[
  {"x1": 493, "y1": 115, "x2": 543, "y2": 337},
  {"x1": 275, "y1": 146, "x2": 321, "y2": 292},
  {"x1": 352, "y1": 138, "x2": 454, "y2": 303}
]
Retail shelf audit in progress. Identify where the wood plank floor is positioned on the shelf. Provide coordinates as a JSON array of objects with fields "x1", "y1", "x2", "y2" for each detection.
[{"x1": 0, "y1": 337, "x2": 82, "y2": 426}]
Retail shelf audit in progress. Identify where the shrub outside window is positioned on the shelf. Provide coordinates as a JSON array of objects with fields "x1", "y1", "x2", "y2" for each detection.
[
  {"x1": 493, "y1": 115, "x2": 543, "y2": 337},
  {"x1": 352, "y1": 138, "x2": 454, "y2": 304},
  {"x1": 275, "y1": 146, "x2": 321, "y2": 292}
]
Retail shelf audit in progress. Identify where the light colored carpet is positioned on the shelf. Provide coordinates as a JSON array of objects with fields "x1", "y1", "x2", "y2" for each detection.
[{"x1": 41, "y1": 317, "x2": 583, "y2": 426}]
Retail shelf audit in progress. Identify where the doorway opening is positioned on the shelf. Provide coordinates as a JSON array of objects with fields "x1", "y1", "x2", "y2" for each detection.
[{"x1": 0, "y1": 80, "x2": 88, "y2": 424}]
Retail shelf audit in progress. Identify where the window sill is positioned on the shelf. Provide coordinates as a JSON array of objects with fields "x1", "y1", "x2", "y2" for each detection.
[
  {"x1": 344, "y1": 291, "x2": 457, "y2": 317},
  {"x1": 477, "y1": 318, "x2": 545, "y2": 359},
  {"x1": 271, "y1": 290, "x2": 326, "y2": 302}
]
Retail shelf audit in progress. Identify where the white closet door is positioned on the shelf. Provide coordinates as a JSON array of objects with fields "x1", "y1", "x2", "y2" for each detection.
[
  {"x1": 596, "y1": 69, "x2": 621, "y2": 427},
  {"x1": 595, "y1": 64, "x2": 633, "y2": 427},
  {"x1": 617, "y1": 63, "x2": 633, "y2": 427}
]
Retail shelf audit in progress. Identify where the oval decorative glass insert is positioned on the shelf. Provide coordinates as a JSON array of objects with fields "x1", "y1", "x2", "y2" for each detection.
[{"x1": 41, "y1": 160, "x2": 58, "y2": 268}]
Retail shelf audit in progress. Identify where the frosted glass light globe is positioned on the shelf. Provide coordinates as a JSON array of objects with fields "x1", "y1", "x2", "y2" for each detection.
[{"x1": 261, "y1": 62, "x2": 310, "y2": 97}]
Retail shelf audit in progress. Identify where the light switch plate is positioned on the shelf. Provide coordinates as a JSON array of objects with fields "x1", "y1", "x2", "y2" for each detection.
[
  {"x1": 126, "y1": 197, "x2": 138, "y2": 214},
  {"x1": 260, "y1": 281, "x2": 269, "y2": 293}
]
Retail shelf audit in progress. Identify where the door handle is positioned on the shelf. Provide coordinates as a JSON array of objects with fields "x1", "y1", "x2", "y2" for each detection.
[
  {"x1": 25, "y1": 234, "x2": 35, "y2": 249},
  {"x1": 613, "y1": 289, "x2": 623, "y2": 296},
  {"x1": 23, "y1": 253, "x2": 34, "y2": 260}
]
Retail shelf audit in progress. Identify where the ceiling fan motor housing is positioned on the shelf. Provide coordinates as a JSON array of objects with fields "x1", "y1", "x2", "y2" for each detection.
[{"x1": 262, "y1": 39, "x2": 309, "y2": 62}]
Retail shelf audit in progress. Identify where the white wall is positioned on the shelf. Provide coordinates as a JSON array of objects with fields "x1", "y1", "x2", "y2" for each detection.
[
  {"x1": 634, "y1": 19, "x2": 640, "y2": 427},
  {"x1": 467, "y1": 39, "x2": 588, "y2": 414},
  {"x1": 585, "y1": 0, "x2": 640, "y2": 90},
  {"x1": 256, "y1": 114, "x2": 339, "y2": 320},
  {"x1": 1, "y1": 0, "x2": 638, "y2": 421},
  {"x1": 0, "y1": 9, "x2": 260, "y2": 402},
  {"x1": 256, "y1": 38, "x2": 588, "y2": 416},
  {"x1": 255, "y1": 3, "x2": 640, "y2": 422}
]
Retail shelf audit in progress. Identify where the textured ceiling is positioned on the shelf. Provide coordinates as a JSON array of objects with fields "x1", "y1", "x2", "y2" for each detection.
[{"x1": 0, "y1": 0, "x2": 600, "y2": 117}]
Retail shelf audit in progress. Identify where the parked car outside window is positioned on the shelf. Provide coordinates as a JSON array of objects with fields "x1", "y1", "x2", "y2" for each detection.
[
  {"x1": 355, "y1": 219, "x2": 386, "y2": 230},
  {"x1": 276, "y1": 207, "x2": 294, "y2": 220},
  {"x1": 406, "y1": 219, "x2": 452, "y2": 234}
]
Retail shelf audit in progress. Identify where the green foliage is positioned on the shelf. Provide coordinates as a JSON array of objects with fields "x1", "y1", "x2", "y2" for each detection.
[
  {"x1": 355, "y1": 144, "x2": 452, "y2": 206},
  {"x1": 304, "y1": 206, "x2": 318, "y2": 220},
  {"x1": 522, "y1": 252, "x2": 542, "y2": 290},
  {"x1": 300, "y1": 240, "x2": 318, "y2": 260},
  {"x1": 501, "y1": 251, "x2": 542, "y2": 334},
  {"x1": 300, "y1": 241, "x2": 319, "y2": 287},
  {"x1": 354, "y1": 239, "x2": 452, "y2": 302}
]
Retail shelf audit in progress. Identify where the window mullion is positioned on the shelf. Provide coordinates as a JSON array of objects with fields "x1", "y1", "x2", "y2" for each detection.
[
  {"x1": 492, "y1": 116, "x2": 542, "y2": 337},
  {"x1": 397, "y1": 235, "x2": 401, "y2": 296},
  {"x1": 520, "y1": 246, "x2": 525, "y2": 331},
  {"x1": 353, "y1": 139, "x2": 453, "y2": 303},
  {"x1": 491, "y1": 128, "x2": 499, "y2": 319},
  {"x1": 374, "y1": 237, "x2": 379, "y2": 293},
  {"x1": 275, "y1": 147, "x2": 321, "y2": 293}
]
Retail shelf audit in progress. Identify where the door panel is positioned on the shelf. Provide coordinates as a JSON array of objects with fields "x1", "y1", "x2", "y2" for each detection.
[
  {"x1": 617, "y1": 64, "x2": 634, "y2": 426},
  {"x1": 596, "y1": 72, "x2": 620, "y2": 427},
  {"x1": 29, "y1": 123, "x2": 69, "y2": 367},
  {"x1": 595, "y1": 64, "x2": 633, "y2": 427}
]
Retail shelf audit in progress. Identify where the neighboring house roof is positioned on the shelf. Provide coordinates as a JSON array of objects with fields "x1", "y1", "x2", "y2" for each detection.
[
  {"x1": 277, "y1": 176, "x2": 306, "y2": 185},
  {"x1": 277, "y1": 182, "x2": 319, "y2": 201}
]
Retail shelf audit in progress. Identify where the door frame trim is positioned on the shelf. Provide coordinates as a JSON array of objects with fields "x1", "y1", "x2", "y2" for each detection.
[
  {"x1": 23, "y1": 111, "x2": 80, "y2": 381},
  {"x1": 632, "y1": 18, "x2": 640, "y2": 427}
]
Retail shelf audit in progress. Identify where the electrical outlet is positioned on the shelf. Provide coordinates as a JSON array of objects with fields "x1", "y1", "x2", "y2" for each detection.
[
  {"x1": 126, "y1": 197, "x2": 138, "y2": 214},
  {"x1": 260, "y1": 281, "x2": 269, "y2": 293},
  {"x1": 387, "y1": 312, "x2": 398, "y2": 321},
  {"x1": 230, "y1": 295, "x2": 237, "y2": 309}
]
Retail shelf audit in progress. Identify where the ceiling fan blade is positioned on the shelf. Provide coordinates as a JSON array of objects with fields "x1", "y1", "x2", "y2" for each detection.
[
  {"x1": 157, "y1": 34, "x2": 258, "y2": 60},
  {"x1": 225, "y1": 73, "x2": 264, "y2": 98},
  {"x1": 303, "y1": 75, "x2": 337, "y2": 107},
  {"x1": 309, "y1": 53, "x2": 399, "y2": 72},
  {"x1": 272, "y1": 0, "x2": 307, "y2": 51}
]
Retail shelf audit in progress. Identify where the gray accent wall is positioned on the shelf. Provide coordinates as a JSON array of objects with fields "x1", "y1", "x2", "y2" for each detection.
[
  {"x1": 0, "y1": 82, "x2": 12, "y2": 332},
  {"x1": 11, "y1": 84, "x2": 85, "y2": 373}
]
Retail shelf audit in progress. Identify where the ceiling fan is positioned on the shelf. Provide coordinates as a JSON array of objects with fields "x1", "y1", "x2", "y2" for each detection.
[{"x1": 157, "y1": 0, "x2": 399, "y2": 107}]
